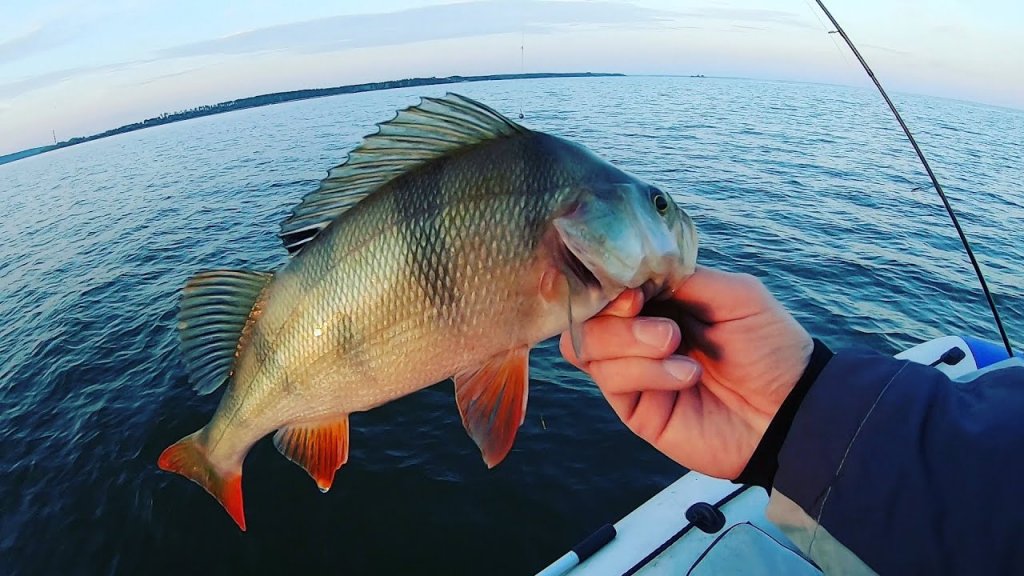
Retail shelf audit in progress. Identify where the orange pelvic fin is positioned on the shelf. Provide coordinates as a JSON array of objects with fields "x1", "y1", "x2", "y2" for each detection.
[
  {"x1": 158, "y1": 431, "x2": 246, "y2": 531},
  {"x1": 273, "y1": 415, "x2": 350, "y2": 493},
  {"x1": 454, "y1": 346, "x2": 530, "y2": 468}
]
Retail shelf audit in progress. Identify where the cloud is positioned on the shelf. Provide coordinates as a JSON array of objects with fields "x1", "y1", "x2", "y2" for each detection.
[
  {"x1": 731, "y1": 24, "x2": 768, "y2": 31},
  {"x1": 0, "y1": 27, "x2": 57, "y2": 64},
  {"x1": 136, "y1": 65, "x2": 210, "y2": 85},
  {"x1": 0, "y1": 60, "x2": 158, "y2": 100},
  {"x1": 153, "y1": 3, "x2": 818, "y2": 62},
  {"x1": 1, "y1": 0, "x2": 674, "y2": 101},
  {"x1": 862, "y1": 43, "x2": 911, "y2": 57},
  {"x1": 674, "y1": 7, "x2": 814, "y2": 30},
  {"x1": 0, "y1": 17, "x2": 87, "y2": 65},
  {"x1": 156, "y1": 1, "x2": 677, "y2": 58},
  {"x1": 0, "y1": 67, "x2": 76, "y2": 99},
  {"x1": 1, "y1": 1, "x2": 816, "y2": 102}
]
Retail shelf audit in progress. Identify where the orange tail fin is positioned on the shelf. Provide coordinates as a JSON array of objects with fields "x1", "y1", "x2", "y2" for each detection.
[{"x1": 158, "y1": 431, "x2": 246, "y2": 531}]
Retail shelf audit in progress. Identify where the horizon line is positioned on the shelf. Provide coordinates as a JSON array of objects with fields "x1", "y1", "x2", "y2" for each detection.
[
  {"x1": 3, "y1": 70, "x2": 1021, "y2": 165},
  {"x1": 1, "y1": 71, "x2": 625, "y2": 165}
]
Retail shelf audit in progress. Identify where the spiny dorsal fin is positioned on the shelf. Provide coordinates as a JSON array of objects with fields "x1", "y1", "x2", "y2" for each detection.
[
  {"x1": 279, "y1": 93, "x2": 528, "y2": 255},
  {"x1": 177, "y1": 269, "x2": 273, "y2": 395}
]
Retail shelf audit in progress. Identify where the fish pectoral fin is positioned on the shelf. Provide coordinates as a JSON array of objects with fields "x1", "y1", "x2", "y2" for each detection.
[
  {"x1": 453, "y1": 346, "x2": 530, "y2": 469},
  {"x1": 273, "y1": 416, "x2": 350, "y2": 493},
  {"x1": 178, "y1": 269, "x2": 273, "y2": 395},
  {"x1": 158, "y1": 430, "x2": 246, "y2": 531}
]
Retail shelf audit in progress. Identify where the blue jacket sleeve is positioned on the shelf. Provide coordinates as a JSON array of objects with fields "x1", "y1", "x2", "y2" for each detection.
[{"x1": 767, "y1": 348, "x2": 1024, "y2": 575}]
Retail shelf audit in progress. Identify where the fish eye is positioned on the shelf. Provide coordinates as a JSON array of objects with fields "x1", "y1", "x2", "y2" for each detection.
[{"x1": 651, "y1": 189, "x2": 670, "y2": 215}]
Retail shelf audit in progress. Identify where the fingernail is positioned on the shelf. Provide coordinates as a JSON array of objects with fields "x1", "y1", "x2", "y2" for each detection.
[
  {"x1": 664, "y1": 356, "x2": 698, "y2": 383},
  {"x1": 633, "y1": 318, "x2": 673, "y2": 349}
]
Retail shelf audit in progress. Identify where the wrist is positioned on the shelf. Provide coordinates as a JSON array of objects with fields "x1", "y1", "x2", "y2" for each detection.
[{"x1": 734, "y1": 338, "x2": 834, "y2": 489}]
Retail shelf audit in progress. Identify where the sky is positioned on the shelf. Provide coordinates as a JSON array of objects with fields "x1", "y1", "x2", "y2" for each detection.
[{"x1": 1, "y1": 0, "x2": 1022, "y2": 155}]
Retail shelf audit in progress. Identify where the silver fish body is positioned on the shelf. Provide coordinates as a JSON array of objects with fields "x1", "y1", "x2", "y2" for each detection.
[{"x1": 159, "y1": 94, "x2": 697, "y2": 530}]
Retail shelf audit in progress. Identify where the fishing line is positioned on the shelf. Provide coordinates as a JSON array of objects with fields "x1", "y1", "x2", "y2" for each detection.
[
  {"x1": 520, "y1": 29, "x2": 526, "y2": 119},
  {"x1": 801, "y1": 0, "x2": 853, "y2": 69},
  {"x1": 518, "y1": 5, "x2": 526, "y2": 119},
  {"x1": 814, "y1": 0, "x2": 1013, "y2": 356}
]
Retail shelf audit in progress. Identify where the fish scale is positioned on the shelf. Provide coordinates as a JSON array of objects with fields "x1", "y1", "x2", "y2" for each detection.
[{"x1": 158, "y1": 93, "x2": 697, "y2": 530}]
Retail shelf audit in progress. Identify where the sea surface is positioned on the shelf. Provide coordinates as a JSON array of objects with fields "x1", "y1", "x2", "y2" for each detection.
[{"x1": 0, "y1": 76, "x2": 1021, "y2": 575}]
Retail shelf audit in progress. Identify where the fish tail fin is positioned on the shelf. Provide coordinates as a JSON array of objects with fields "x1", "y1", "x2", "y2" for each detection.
[{"x1": 158, "y1": 430, "x2": 246, "y2": 531}]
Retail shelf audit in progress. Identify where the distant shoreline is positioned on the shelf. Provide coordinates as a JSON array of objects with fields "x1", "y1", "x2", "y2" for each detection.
[{"x1": 0, "y1": 72, "x2": 623, "y2": 166}]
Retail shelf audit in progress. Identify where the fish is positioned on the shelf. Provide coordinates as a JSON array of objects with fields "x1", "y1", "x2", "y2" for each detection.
[{"x1": 158, "y1": 93, "x2": 698, "y2": 530}]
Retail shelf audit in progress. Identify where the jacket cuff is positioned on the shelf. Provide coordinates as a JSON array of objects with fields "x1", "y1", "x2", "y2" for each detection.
[{"x1": 734, "y1": 338, "x2": 834, "y2": 489}]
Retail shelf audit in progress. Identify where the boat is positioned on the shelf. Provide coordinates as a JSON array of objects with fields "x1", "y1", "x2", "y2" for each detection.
[{"x1": 538, "y1": 335, "x2": 1024, "y2": 576}]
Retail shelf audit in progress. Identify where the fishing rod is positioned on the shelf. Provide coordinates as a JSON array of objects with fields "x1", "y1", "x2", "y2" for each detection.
[{"x1": 815, "y1": 0, "x2": 1014, "y2": 357}]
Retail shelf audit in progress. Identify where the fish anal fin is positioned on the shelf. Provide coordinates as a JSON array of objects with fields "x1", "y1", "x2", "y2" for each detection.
[
  {"x1": 454, "y1": 346, "x2": 530, "y2": 468},
  {"x1": 158, "y1": 431, "x2": 246, "y2": 531},
  {"x1": 178, "y1": 270, "x2": 273, "y2": 395},
  {"x1": 273, "y1": 416, "x2": 350, "y2": 493}
]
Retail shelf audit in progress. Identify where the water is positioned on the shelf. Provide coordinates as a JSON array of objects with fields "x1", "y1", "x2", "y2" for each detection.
[{"x1": 0, "y1": 76, "x2": 1021, "y2": 575}]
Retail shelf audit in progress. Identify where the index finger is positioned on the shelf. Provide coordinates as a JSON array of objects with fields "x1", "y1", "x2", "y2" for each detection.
[{"x1": 597, "y1": 288, "x2": 645, "y2": 318}]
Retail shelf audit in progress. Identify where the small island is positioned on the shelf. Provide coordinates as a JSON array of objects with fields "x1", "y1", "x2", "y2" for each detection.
[{"x1": 0, "y1": 72, "x2": 623, "y2": 166}]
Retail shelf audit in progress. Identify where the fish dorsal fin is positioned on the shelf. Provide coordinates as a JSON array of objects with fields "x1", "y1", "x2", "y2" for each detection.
[
  {"x1": 177, "y1": 270, "x2": 273, "y2": 394},
  {"x1": 453, "y1": 346, "x2": 530, "y2": 468},
  {"x1": 279, "y1": 92, "x2": 528, "y2": 255}
]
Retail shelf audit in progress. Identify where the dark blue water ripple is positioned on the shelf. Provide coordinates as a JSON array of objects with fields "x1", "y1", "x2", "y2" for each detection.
[{"x1": 0, "y1": 76, "x2": 1021, "y2": 575}]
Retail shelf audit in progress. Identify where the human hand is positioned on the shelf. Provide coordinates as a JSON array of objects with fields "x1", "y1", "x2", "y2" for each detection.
[{"x1": 560, "y1": 266, "x2": 813, "y2": 479}]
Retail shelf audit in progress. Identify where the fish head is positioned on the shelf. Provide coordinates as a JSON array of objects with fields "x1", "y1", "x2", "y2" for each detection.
[{"x1": 553, "y1": 175, "x2": 698, "y2": 299}]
